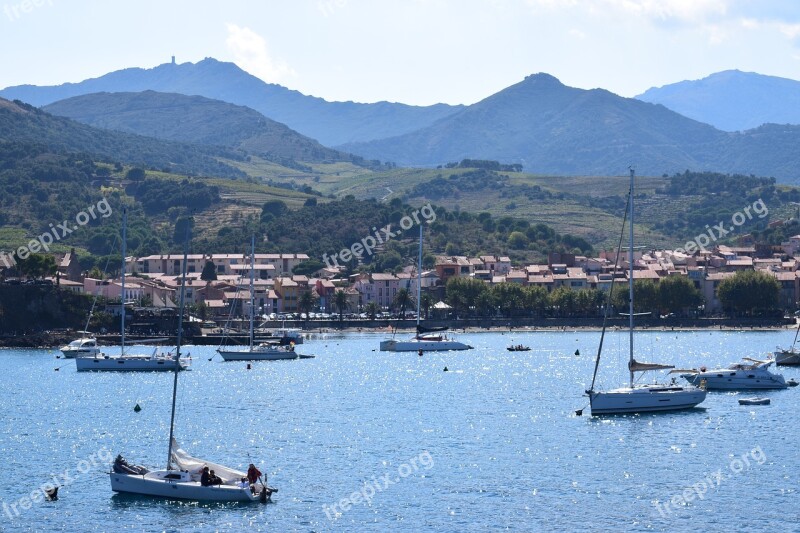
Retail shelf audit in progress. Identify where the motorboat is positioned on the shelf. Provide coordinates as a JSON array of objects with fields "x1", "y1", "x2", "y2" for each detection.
[
  {"x1": 677, "y1": 358, "x2": 788, "y2": 390},
  {"x1": 60, "y1": 336, "x2": 100, "y2": 358},
  {"x1": 582, "y1": 169, "x2": 706, "y2": 415},
  {"x1": 507, "y1": 345, "x2": 531, "y2": 352}
]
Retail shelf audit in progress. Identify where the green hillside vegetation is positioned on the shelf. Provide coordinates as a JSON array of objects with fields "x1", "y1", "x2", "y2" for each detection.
[
  {"x1": 0, "y1": 98, "x2": 245, "y2": 179},
  {"x1": 191, "y1": 197, "x2": 594, "y2": 267},
  {"x1": 42, "y1": 91, "x2": 387, "y2": 168}
]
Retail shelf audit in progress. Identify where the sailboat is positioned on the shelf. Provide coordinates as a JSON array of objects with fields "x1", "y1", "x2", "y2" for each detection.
[
  {"x1": 110, "y1": 235, "x2": 275, "y2": 502},
  {"x1": 774, "y1": 319, "x2": 800, "y2": 365},
  {"x1": 379, "y1": 224, "x2": 472, "y2": 352},
  {"x1": 217, "y1": 236, "x2": 313, "y2": 361},
  {"x1": 76, "y1": 208, "x2": 190, "y2": 372},
  {"x1": 583, "y1": 169, "x2": 706, "y2": 415}
]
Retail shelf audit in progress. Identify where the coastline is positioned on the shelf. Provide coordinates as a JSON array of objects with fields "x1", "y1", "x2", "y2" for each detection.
[{"x1": 2, "y1": 318, "x2": 794, "y2": 349}]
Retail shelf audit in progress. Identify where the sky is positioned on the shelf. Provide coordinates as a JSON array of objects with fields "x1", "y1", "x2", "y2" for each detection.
[{"x1": 1, "y1": 0, "x2": 800, "y2": 106}]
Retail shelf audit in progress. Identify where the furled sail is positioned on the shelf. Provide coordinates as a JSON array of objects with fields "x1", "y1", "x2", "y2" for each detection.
[
  {"x1": 417, "y1": 325, "x2": 448, "y2": 334},
  {"x1": 628, "y1": 359, "x2": 674, "y2": 373}
]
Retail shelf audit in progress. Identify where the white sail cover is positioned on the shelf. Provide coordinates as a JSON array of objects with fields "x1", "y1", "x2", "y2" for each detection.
[
  {"x1": 628, "y1": 359, "x2": 675, "y2": 373},
  {"x1": 170, "y1": 438, "x2": 248, "y2": 484}
]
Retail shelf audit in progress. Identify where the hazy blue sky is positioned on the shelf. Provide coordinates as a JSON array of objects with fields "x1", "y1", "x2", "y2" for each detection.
[{"x1": 2, "y1": 0, "x2": 799, "y2": 105}]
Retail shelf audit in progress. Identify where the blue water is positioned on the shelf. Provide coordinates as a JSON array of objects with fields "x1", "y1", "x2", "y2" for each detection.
[{"x1": 1, "y1": 329, "x2": 799, "y2": 532}]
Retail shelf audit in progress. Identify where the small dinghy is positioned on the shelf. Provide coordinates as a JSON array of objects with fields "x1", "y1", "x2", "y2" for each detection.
[
  {"x1": 507, "y1": 345, "x2": 531, "y2": 352},
  {"x1": 738, "y1": 397, "x2": 770, "y2": 406}
]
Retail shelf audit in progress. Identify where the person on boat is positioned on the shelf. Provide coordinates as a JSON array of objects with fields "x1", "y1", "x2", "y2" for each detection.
[
  {"x1": 209, "y1": 470, "x2": 223, "y2": 486},
  {"x1": 239, "y1": 477, "x2": 249, "y2": 489},
  {"x1": 247, "y1": 463, "x2": 262, "y2": 485},
  {"x1": 200, "y1": 466, "x2": 212, "y2": 487}
]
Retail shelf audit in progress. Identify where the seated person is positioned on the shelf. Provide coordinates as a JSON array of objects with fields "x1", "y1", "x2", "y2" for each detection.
[
  {"x1": 200, "y1": 466, "x2": 212, "y2": 487},
  {"x1": 208, "y1": 469, "x2": 223, "y2": 486},
  {"x1": 239, "y1": 477, "x2": 249, "y2": 489}
]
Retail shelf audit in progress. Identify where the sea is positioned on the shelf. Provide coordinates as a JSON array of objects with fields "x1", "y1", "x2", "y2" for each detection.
[{"x1": 1, "y1": 329, "x2": 798, "y2": 532}]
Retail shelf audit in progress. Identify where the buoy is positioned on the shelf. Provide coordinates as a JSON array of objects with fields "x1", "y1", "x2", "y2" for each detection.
[
  {"x1": 54, "y1": 368, "x2": 59, "y2": 371},
  {"x1": 443, "y1": 366, "x2": 448, "y2": 372},
  {"x1": 418, "y1": 349, "x2": 423, "y2": 357},
  {"x1": 574, "y1": 349, "x2": 580, "y2": 356},
  {"x1": 133, "y1": 403, "x2": 142, "y2": 413},
  {"x1": 247, "y1": 363, "x2": 252, "y2": 370}
]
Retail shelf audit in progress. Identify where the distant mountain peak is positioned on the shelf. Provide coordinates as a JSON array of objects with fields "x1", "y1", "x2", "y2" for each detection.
[{"x1": 523, "y1": 73, "x2": 562, "y2": 84}]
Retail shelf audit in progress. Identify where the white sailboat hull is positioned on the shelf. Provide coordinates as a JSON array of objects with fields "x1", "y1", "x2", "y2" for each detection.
[
  {"x1": 76, "y1": 354, "x2": 190, "y2": 371},
  {"x1": 682, "y1": 369, "x2": 787, "y2": 390},
  {"x1": 774, "y1": 349, "x2": 800, "y2": 366},
  {"x1": 379, "y1": 338, "x2": 472, "y2": 351},
  {"x1": 589, "y1": 385, "x2": 706, "y2": 415},
  {"x1": 110, "y1": 472, "x2": 260, "y2": 502},
  {"x1": 217, "y1": 347, "x2": 312, "y2": 361}
]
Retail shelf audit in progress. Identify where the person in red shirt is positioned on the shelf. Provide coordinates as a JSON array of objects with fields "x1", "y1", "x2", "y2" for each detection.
[{"x1": 247, "y1": 463, "x2": 262, "y2": 493}]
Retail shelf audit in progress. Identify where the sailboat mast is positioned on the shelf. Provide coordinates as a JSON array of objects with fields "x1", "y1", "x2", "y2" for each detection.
[
  {"x1": 167, "y1": 226, "x2": 190, "y2": 469},
  {"x1": 628, "y1": 167, "x2": 635, "y2": 388},
  {"x1": 120, "y1": 207, "x2": 127, "y2": 357},
  {"x1": 416, "y1": 223, "x2": 423, "y2": 327},
  {"x1": 249, "y1": 235, "x2": 255, "y2": 350}
]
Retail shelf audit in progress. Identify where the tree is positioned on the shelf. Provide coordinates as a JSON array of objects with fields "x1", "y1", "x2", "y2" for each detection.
[
  {"x1": 125, "y1": 167, "x2": 146, "y2": 181},
  {"x1": 392, "y1": 288, "x2": 415, "y2": 318},
  {"x1": 299, "y1": 291, "x2": 318, "y2": 324},
  {"x1": 612, "y1": 279, "x2": 659, "y2": 316},
  {"x1": 293, "y1": 259, "x2": 324, "y2": 276},
  {"x1": 333, "y1": 289, "x2": 349, "y2": 322},
  {"x1": 717, "y1": 270, "x2": 780, "y2": 316},
  {"x1": 16, "y1": 253, "x2": 57, "y2": 279},
  {"x1": 658, "y1": 275, "x2": 702, "y2": 315},
  {"x1": 524, "y1": 285, "x2": 550, "y2": 316},
  {"x1": 446, "y1": 277, "x2": 488, "y2": 317},
  {"x1": 201, "y1": 260, "x2": 218, "y2": 282},
  {"x1": 507, "y1": 231, "x2": 529, "y2": 249},
  {"x1": 491, "y1": 283, "x2": 526, "y2": 317},
  {"x1": 365, "y1": 301, "x2": 379, "y2": 320},
  {"x1": 261, "y1": 200, "x2": 288, "y2": 222},
  {"x1": 420, "y1": 292, "x2": 433, "y2": 319}
]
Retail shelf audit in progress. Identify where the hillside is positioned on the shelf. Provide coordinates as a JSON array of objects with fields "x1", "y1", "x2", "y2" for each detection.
[
  {"x1": 637, "y1": 70, "x2": 800, "y2": 131},
  {"x1": 340, "y1": 74, "x2": 800, "y2": 182},
  {"x1": 0, "y1": 58, "x2": 463, "y2": 146},
  {"x1": 43, "y1": 91, "x2": 365, "y2": 165},
  {"x1": 0, "y1": 97, "x2": 245, "y2": 179}
]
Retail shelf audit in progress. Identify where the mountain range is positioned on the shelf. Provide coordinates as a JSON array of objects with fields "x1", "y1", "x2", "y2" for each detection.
[
  {"x1": 341, "y1": 73, "x2": 800, "y2": 181},
  {"x1": 637, "y1": 70, "x2": 800, "y2": 132},
  {"x1": 3, "y1": 59, "x2": 800, "y2": 182},
  {"x1": 0, "y1": 58, "x2": 462, "y2": 147}
]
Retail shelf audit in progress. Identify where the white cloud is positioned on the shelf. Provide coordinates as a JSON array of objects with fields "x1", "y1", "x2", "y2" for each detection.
[{"x1": 225, "y1": 23, "x2": 296, "y2": 84}]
